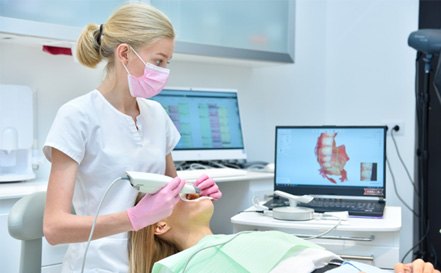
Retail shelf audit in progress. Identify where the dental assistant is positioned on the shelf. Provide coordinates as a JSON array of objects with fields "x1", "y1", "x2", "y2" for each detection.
[{"x1": 42, "y1": 3, "x2": 221, "y2": 273}]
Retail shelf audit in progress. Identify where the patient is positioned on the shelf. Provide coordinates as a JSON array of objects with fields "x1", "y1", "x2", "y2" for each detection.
[{"x1": 128, "y1": 195, "x2": 439, "y2": 273}]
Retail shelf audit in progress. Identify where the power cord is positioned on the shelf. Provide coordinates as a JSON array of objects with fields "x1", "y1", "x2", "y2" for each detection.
[
  {"x1": 244, "y1": 161, "x2": 269, "y2": 171},
  {"x1": 386, "y1": 157, "x2": 418, "y2": 217},
  {"x1": 301, "y1": 213, "x2": 343, "y2": 240},
  {"x1": 402, "y1": 224, "x2": 430, "y2": 263},
  {"x1": 181, "y1": 231, "x2": 253, "y2": 273},
  {"x1": 80, "y1": 176, "x2": 127, "y2": 273},
  {"x1": 386, "y1": 126, "x2": 419, "y2": 217},
  {"x1": 390, "y1": 128, "x2": 418, "y2": 195},
  {"x1": 388, "y1": 124, "x2": 438, "y2": 263},
  {"x1": 250, "y1": 195, "x2": 344, "y2": 240}
]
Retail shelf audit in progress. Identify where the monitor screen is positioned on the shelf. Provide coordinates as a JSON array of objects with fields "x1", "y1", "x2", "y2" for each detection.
[
  {"x1": 151, "y1": 88, "x2": 247, "y2": 162},
  {"x1": 274, "y1": 126, "x2": 387, "y2": 198}
]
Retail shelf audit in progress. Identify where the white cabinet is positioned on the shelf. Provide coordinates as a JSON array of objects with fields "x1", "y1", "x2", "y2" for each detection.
[
  {"x1": 0, "y1": 0, "x2": 126, "y2": 28},
  {"x1": 0, "y1": 0, "x2": 294, "y2": 64},
  {"x1": 0, "y1": 0, "x2": 126, "y2": 43},
  {"x1": 231, "y1": 206, "x2": 401, "y2": 269},
  {"x1": 151, "y1": 0, "x2": 295, "y2": 63}
]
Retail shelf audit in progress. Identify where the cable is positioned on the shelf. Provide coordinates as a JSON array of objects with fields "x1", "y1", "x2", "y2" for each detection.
[
  {"x1": 390, "y1": 129, "x2": 417, "y2": 193},
  {"x1": 181, "y1": 231, "x2": 253, "y2": 273},
  {"x1": 389, "y1": 128, "x2": 421, "y2": 213},
  {"x1": 341, "y1": 261, "x2": 363, "y2": 272},
  {"x1": 433, "y1": 83, "x2": 441, "y2": 106},
  {"x1": 402, "y1": 223, "x2": 430, "y2": 263},
  {"x1": 188, "y1": 162, "x2": 209, "y2": 170},
  {"x1": 80, "y1": 176, "x2": 126, "y2": 273},
  {"x1": 208, "y1": 161, "x2": 229, "y2": 169},
  {"x1": 252, "y1": 195, "x2": 271, "y2": 211},
  {"x1": 301, "y1": 214, "x2": 342, "y2": 240},
  {"x1": 250, "y1": 196, "x2": 343, "y2": 240},
  {"x1": 244, "y1": 162, "x2": 268, "y2": 171},
  {"x1": 174, "y1": 161, "x2": 186, "y2": 171},
  {"x1": 386, "y1": 157, "x2": 419, "y2": 217},
  {"x1": 433, "y1": 55, "x2": 441, "y2": 106},
  {"x1": 403, "y1": 220, "x2": 439, "y2": 267}
]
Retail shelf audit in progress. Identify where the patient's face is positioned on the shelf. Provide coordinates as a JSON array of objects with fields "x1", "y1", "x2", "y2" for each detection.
[{"x1": 167, "y1": 197, "x2": 214, "y2": 227}]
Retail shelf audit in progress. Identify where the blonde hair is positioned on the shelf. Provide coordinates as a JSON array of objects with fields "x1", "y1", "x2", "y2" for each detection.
[
  {"x1": 128, "y1": 194, "x2": 179, "y2": 273},
  {"x1": 76, "y1": 2, "x2": 175, "y2": 69},
  {"x1": 128, "y1": 222, "x2": 179, "y2": 273}
]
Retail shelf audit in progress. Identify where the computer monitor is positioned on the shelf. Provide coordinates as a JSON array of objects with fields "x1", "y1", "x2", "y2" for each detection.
[
  {"x1": 274, "y1": 126, "x2": 387, "y2": 198},
  {"x1": 151, "y1": 88, "x2": 247, "y2": 162}
]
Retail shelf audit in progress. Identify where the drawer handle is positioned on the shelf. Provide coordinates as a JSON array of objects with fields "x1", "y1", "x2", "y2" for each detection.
[
  {"x1": 295, "y1": 234, "x2": 375, "y2": 241},
  {"x1": 339, "y1": 254, "x2": 375, "y2": 261}
]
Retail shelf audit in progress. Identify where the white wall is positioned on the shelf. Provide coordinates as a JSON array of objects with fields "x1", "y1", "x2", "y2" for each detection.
[
  {"x1": 0, "y1": 0, "x2": 419, "y2": 263},
  {"x1": 324, "y1": 1, "x2": 418, "y2": 263},
  {"x1": 245, "y1": 0, "x2": 419, "y2": 262}
]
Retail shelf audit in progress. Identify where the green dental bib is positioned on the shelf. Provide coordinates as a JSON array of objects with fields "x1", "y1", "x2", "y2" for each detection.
[{"x1": 152, "y1": 230, "x2": 324, "y2": 273}]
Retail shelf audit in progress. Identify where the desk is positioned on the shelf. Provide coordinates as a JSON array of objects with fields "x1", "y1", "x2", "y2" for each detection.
[{"x1": 231, "y1": 206, "x2": 401, "y2": 269}]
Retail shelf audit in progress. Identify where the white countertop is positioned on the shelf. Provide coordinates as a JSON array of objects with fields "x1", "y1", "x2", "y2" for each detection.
[
  {"x1": 231, "y1": 206, "x2": 402, "y2": 232},
  {"x1": 0, "y1": 179, "x2": 48, "y2": 200},
  {"x1": 0, "y1": 171, "x2": 273, "y2": 200}
]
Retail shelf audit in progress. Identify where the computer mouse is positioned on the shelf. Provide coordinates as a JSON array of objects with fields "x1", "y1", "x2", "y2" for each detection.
[{"x1": 264, "y1": 163, "x2": 275, "y2": 173}]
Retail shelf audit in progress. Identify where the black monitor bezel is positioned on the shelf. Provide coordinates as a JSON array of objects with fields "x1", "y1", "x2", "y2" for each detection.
[
  {"x1": 273, "y1": 125, "x2": 387, "y2": 198},
  {"x1": 151, "y1": 88, "x2": 247, "y2": 161}
]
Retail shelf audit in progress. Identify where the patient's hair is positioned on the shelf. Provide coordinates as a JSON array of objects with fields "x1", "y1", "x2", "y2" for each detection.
[{"x1": 128, "y1": 197, "x2": 179, "y2": 273}]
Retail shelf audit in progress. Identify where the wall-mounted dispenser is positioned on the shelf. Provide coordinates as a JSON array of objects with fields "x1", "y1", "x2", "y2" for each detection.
[{"x1": 0, "y1": 84, "x2": 36, "y2": 182}]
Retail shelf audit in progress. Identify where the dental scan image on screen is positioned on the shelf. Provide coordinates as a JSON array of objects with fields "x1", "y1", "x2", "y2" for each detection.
[
  {"x1": 151, "y1": 88, "x2": 246, "y2": 161},
  {"x1": 275, "y1": 126, "x2": 386, "y2": 197}
]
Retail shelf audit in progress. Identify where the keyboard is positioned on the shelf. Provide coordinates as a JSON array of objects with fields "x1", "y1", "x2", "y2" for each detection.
[
  {"x1": 263, "y1": 197, "x2": 385, "y2": 217},
  {"x1": 299, "y1": 198, "x2": 385, "y2": 217},
  {"x1": 177, "y1": 167, "x2": 247, "y2": 181}
]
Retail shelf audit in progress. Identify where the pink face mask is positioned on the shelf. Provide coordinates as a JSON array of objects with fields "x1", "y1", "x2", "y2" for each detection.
[{"x1": 122, "y1": 48, "x2": 170, "y2": 98}]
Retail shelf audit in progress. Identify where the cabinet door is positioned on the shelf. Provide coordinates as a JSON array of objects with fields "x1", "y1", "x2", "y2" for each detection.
[
  {"x1": 0, "y1": 0, "x2": 294, "y2": 64},
  {"x1": 0, "y1": 0, "x2": 126, "y2": 27},
  {"x1": 0, "y1": 0, "x2": 130, "y2": 42},
  {"x1": 151, "y1": 0, "x2": 295, "y2": 63}
]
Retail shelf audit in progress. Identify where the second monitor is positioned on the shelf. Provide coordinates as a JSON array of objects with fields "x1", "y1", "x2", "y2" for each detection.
[{"x1": 151, "y1": 88, "x2": 247, "y2": 162}]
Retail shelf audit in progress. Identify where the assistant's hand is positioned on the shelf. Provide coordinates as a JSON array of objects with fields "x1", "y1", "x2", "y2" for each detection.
[
  {"x1": 127, "y1": 177, "x2": 186, "y2": 231},
  {"x1": 194, "y1": 174, "x2": 222, "y2": 201},
  {"x1": 394, "y1": 259, "x2": 440, "y2": 273}
]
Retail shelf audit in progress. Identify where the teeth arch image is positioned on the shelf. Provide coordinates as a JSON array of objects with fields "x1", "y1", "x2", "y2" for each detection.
[{"x1": 315, "y1": 132, "x2": 350, "y2": 184}]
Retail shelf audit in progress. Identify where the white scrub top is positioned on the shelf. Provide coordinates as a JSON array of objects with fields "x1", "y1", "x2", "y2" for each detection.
[{"x1": 43, "y1": 89, "x2": 180, "y2": 273}]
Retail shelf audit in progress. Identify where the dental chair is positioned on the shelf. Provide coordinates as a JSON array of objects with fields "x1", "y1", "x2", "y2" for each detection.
[{"x1": 8, "y1": 191, "x2": 46, "y2": 273}]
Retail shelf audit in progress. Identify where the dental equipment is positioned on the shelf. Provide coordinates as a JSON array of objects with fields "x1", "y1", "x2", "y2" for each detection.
[
  {"x1": 270, "y1": 191, "x2": 345, "y2": 239},
  {"x1": 126, "y1": 171, "x2": 200, "y2": 195},
  {"x1": 81, "y1": 172, "x2": 199, "y2": 273},
  {"x1": 272, "y1": 190, "x2": 315, "y2": 221}
]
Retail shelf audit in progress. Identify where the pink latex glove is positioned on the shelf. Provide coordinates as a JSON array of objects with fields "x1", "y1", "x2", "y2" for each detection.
[
  {"x1": 127, "y1": 177, "x2": 186, "y2": 231},
  {"x1": 194, "y1": 174, "x2": 222, "y2": 201}
]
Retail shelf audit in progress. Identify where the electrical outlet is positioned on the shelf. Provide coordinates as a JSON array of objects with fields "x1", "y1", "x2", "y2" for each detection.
[{"x1": 382, "y1": 121, "x2": 405, "y2": 136}]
